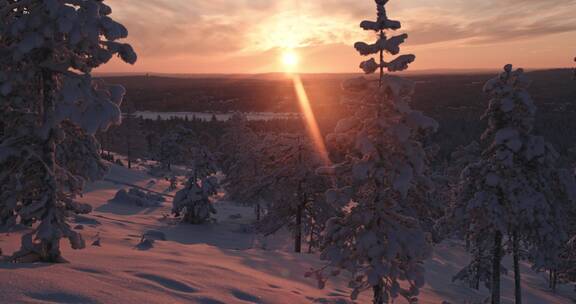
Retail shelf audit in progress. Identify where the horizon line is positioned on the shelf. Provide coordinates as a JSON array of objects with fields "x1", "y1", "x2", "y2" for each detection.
[{"x1": 95, "y1": 67, "x2": 573, "y2": 78}]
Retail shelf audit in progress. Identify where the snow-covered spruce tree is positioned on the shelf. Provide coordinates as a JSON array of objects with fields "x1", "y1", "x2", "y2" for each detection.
[
  {"x1": 119, "y1": 98, "x2": 140, "y2": 169},
  {"x1": 155, "y1": 126, "x2": 191, "y2": 171},
  {"x1": 189, "y1": 135, "x2": 219, "y2": 182},
  {"x1": 530, "y1": 168, "x2": 576, "y2": 292},
  {"x1": 541, "y1": 213, "x2": 576, "y2": 291},
  {"x1": 251, "y1": 133, "x2": 333, "y2": 253},
  {"x1": 450, "y1": 233, "x2": 501, "y2": 291},
  {"x1": 218, "y1": 113, "x2": 256, "y2": 175},
  {"x1": 153, "y1": 125, "x2": 218, "y2": 177},
  {"x1": 0, "y1": 0, "x2": 136, "y2": 262},
  {"x1": 451, "y1": 65, "x2": 576, "y2": 304},
  {"x1": 56, "y1": 121, "x2": 109, "y2": 187},
  {"x1": 432, "y1": 142, "x2": 486, "y2": 287},
  {"x1": 553, "y1": 234, "x2": 576, "y2": 289},
  {"x1": 171, "y1": 129, "x2": 219, "y2": 224},
  {"x1": 446, "y1": 141, "x2": 481, "y2": 179},
  {"x1": 172, "y1": 175, "x2": 219, "y2": 224},
  {"x1": 218, "y1": 114, "x2": 266, "y2": 218},
  {"x1": 317, "y1": 1, "x2": 438, "y2": 302}
]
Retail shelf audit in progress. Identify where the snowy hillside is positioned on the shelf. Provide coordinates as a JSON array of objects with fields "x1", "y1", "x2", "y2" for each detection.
[{"x1": 0, "y1": 164, "x2": 573, "y2": 304}]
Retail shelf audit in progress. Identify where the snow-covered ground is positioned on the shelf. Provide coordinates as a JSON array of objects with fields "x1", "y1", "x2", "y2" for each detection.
[{"x1": 0, "y1": 164, "x2": 574, "y2": 304}]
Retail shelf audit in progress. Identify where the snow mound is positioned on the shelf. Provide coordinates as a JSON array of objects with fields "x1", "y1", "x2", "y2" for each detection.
[{"x1": 110, "y1": 188, "x2": 165, "y2": 207}]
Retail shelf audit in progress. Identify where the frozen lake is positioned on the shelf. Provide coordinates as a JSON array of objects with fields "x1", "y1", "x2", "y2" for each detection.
[{"x1": 134, "y1": 111, "x2": 300, "y2": 121}]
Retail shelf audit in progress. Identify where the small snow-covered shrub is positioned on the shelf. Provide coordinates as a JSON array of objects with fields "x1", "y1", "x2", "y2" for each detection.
[
  {"x1": 136, "y1": 230, "x2": 167, "y2": 250},
  {"x1": 111, "y1": 188, "x2": 164, "y2": 207},
  {"x1": 172, "y1": 176, "x2": 219, "y2": 224}
]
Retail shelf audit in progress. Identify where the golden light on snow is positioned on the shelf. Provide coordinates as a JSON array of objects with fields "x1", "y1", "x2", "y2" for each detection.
[
  {"x1": 291, "y1": 74, "x2": 331, "y2": 165},
  {"x1": 281, "y1": 50, "x2": 299, "y2": 72}
]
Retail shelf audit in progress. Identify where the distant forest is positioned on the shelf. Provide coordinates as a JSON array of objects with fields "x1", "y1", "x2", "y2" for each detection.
[{"x1": 103, "y1": 69, "x2": 576, "y2": 160}]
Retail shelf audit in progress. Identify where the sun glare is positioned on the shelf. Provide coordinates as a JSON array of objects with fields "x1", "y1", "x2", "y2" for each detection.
[
  {"x1": 289, "y1": 74, "x2": 331, "y2": 168},
  {"x1": 281, "y1": 50, "x2": 299, "y2": 71}
]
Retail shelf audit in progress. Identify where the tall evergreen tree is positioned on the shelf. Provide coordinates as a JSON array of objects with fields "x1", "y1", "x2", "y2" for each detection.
[
  {"x1": 218, "y1": 114, "x2": 265, "y2": 219},
  {"x1": 451, "y1": 65, "x2": 576, "y2": 304},
  {"x1": 121, "y1": 98, "x2": 138, "y2": 169},
  {"x1": 317, "y1": 1, "x2": 438, "y2": 302},
  {"x1": 0, "y1": 0, "x2": 136, "y2": 262},
  {"x1": 251, "y1": 133, "x2": 332, "y2": 253}
]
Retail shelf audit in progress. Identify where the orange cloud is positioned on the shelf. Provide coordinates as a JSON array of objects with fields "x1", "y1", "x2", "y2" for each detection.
[{"x1": 99, "y1": 0, "x2": 576, "y2": 74}]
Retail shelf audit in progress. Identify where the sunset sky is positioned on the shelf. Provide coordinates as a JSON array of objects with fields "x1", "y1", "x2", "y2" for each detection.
[{"x1": 99, "y1": 0, "x2": 576, "y2": 74}]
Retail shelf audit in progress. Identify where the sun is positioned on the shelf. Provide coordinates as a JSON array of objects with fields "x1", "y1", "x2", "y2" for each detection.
[{"x1": 281, "y1": 50, "x2": 299, "y2": 72}]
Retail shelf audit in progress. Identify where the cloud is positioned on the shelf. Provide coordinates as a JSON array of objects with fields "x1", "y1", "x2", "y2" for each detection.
[
  {"x1": 106, "y1": 0, "x2": 576, "y2": 60},
  {"x1": 399, "y1": 0, "x2": 576, "y2": 45},
  {"x1": 107, "y1": 0, "x2": 279, "y2": 56}
]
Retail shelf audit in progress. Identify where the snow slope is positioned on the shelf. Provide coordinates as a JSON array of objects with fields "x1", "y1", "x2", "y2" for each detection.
[{"x1": 0, "y1": 164, "x2": 574, "y2": 303}]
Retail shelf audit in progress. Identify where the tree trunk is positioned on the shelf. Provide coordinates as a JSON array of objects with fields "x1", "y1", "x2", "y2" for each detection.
[
  {"x1": 106, "y1": 132, "x2": 112, "y2": 158},
  {"x1": 308, "y1": 225, "x2": 314, "y2": 254},
  {"x1": 513, "y1": 232, "x2": 522, "y2": 304},
  {"x1": 294, "y1": 202, "x2": 303, "y2": 253},
  {"x1": 256, "y1": 203, "x2": 261, "y2": 222},
  {"x1": 554, "y1": 270, "x2": 558, "y2": 291},
  {"x1": 373, "y1": 282, "x2": 384, "y2": 304},
  {"x1": 98, "y1": 133, "x2": 104, "y2": 155},
  {"x1": 551, "y1": 269, "x2": 557, "y2": 292},
  {"x1": 472, "y1": 247, "x2": 483, "y2": 290},
  {"x1": 39, "y1": 231, "x2": 60, "y2": 262},
  {"x1": 39, "y1": 69, "x2": 61, "y2": 262},
  {"x1": 39, "y1": 137, "x2": 60, "y2": 263},
  {"x1": 491, "y1": 231, "x2": 502, "y2": 304},
  {"x1": 127, "y1": 138, "x2": 132, "y2": 169},
  {"x1": 473, "y1": 261, "x2": 480, "y2": 290},
  {"x1": 378, "y1": 31, "x2": 384, "y2": 87},
  {"x1": 126, "y1": 114, "x2": 133, "y2": 169}
]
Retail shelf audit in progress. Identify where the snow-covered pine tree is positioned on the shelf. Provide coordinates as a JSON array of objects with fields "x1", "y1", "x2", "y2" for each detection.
[
  {"x1": 145, "y1": 131, "x2": 159, "y2": 161},
  {"x1": 156, "y1": 127, "x2": 189, "y2": 171},
  {"x1": 171, "y1": 127, "x2": 219, "y2": 224},
  {"x1": 553, "y1": 234, "x2": 576, "y2": 289},
  {"x1": 153, "y1": 124, "x2": 218, "y2": 177},
  {"x1": 447, "y1": 141, "x2": 481, "y2": 179},
  {"x1": 57, "y1": 121, "x2": 109, "y2": 188},
  {"x1": 317, "y1": 1, "x2": 438, "y2": 302},
  {"x1": 252, "y1": 133, "x2": 333, "y2": 253},
  {"x1": 101, "y1": 97, "x2": 147, "y2": 167},
  {"x1": 530, "y1": 167, "x2": 576, "y2": 292},
  {"x1": 450, "y1": 233, "x2": 500, "y2": 291},
  {"x1": 452, "y1": 65, "x2": 576, "y2": 304},
  {"x1": 431, "y1": 141, "x2": 486, "y2": 287},
  {"x1": 152, "y1": 126, "x2": 193, "y2": 170},
  {"x1": 0, "y1": 0, "x2": 136, "y2": 262},
  {"x1": 219, "y1": 113, "x2": 254, "y2": 174},
  {"x1": 121, "y1": 98, "x2": 138, "y2": 169},
  {"x1": 218, "y1": 113, "x2": 265, "y2": 218},
  {"x1": 172, "y1": 175, "x2": 218, "y2": 224},
  {"x1": 354, "y1": 0, "x2": 415, "y2": 83}
]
